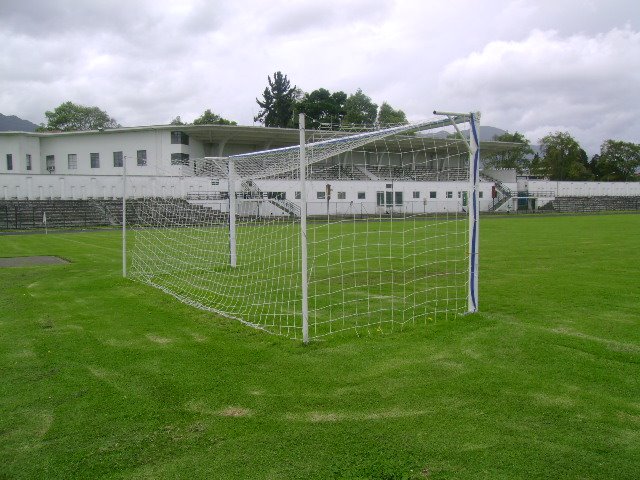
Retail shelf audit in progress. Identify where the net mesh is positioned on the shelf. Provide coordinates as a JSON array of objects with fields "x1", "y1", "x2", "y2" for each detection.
[{"x1": 128, "y1": 115, "x2": 474, "y2": 340}]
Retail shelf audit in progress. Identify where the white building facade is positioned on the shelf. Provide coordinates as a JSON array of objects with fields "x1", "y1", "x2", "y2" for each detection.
[{"x1": 1, "y1": 125, "x2": 639, "y2": 214}]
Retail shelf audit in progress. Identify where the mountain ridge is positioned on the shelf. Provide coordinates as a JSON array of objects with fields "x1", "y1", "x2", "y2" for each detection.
[{"x1": 0, "y1": 113, "x2": 38, "y2": 132}]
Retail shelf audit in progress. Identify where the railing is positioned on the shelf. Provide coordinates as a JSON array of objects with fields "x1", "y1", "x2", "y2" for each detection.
[
  {"x1": 187, "y1": 191, "x2": 229, "y2": 201},
  {"x1": 241, "y1": 181, "x2": 301, "y2": 217},
  {"x1": 524, "y1": 190, "x2": 556, "y2": 198},
  {"x1": 481, "y1": 171, "x2": 514, "y2": 212}
]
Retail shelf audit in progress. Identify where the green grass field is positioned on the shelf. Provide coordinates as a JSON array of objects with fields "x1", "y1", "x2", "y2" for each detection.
[{"x1": 1, "y1": 214, "x2": 639, "y2": 479}]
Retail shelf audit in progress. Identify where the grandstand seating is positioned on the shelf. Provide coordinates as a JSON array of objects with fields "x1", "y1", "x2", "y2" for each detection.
[
  {"x1": 0, "y1": 200, "x2": 112, "y2": 230},
  {"x1": 253, "y1": 164, "x2": 466, "y2": 182},
  {"x1": 366, "y1": 165, "x2": 467, "y2": 181},
  {"x1": 306, "y1": 164, "x2": 369, "y2": 180},
  {"x1": 542, "y1": 196, "x2": 640, "y2": 213},
  {"x1": 0, "y1": 198, "x2": 227, "y2": 230}
]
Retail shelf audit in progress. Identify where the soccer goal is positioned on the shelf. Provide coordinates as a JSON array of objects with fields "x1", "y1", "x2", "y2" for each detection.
[{"x1": 123, "y1": 111, "x2": 480, "y2": 342}]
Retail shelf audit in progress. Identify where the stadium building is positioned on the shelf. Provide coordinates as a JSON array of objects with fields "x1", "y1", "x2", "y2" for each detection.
[{"x1": 1, "y1": 124, "x2": 639, "y2": 221}]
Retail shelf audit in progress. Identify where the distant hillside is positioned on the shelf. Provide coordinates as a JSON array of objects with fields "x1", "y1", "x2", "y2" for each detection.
[
  {"x1": 458, "y1": 126, "x2": 508, "y2": 141},
  {"x1": 0, "y1": 113, "x2": 38, "y2": 132},
  {"x1": 477, "y1": 126, "x2": 507, "y2": 141}
]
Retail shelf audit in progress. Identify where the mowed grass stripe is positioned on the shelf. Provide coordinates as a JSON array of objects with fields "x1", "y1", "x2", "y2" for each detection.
[{"x1": 0, "y1": 213, "x2": 638, "y2": 479}]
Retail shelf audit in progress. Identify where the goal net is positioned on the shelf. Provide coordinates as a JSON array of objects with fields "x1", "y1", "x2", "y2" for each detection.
[{"x1": 125, "y1": 112, "x2": 480, "y2": 342}]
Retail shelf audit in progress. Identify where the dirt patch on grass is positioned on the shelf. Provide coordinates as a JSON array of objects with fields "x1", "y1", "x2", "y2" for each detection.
[
  {"x1": 287, "y1": 408, "x2": 430, "y2": 422},
  {"x1": 219, "y1": 406, "x2": 252, "y2": 417},
  {"x1": 0, "y1": 256, "x2": 69, "y2": 267},
  {"x1": 531, "y1": 392, "x2": 575, "y2": 408},
  {"x1": 145, "y1": 334, "x2": 173, "y2": 344}
]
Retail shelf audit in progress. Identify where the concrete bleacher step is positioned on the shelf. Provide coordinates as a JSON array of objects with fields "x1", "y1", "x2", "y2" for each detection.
[{"x1": 551, "y1": 196, "x2": 640, "y2": 213}]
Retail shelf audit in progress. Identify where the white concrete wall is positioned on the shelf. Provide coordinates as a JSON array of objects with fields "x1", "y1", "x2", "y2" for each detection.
[
  {"x1": 0, "y1": 173, "x2": 212, "y2": 201},
  {"x1": 0, "y1": 135, "x2": 41, "y2": 174},
  {"x1": 253, "y1": 179, "x2": 491, "y2": 215},
  {"x1": 522, "y1": 180, "x2": 640, "y2": 197},
  {"x1": 1, "y1": 129, "x2": 206, "y2": 178},
  {"x1": 39, "y1": 130, "x2": 169, "y2": 176}
]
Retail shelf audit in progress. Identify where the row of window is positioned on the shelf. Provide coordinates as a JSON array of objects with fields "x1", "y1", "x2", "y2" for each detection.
[
  {"x1": 308, "y1": 190, "x2": 484, "y2": 200},
  {"x1": 42, "y1": 151, "x2": 149, "y2": 171},
  {"x1": 6, "y1": 154, "x2": 32, "y2": 171},
  {"x1": 285, "y1": 190, "x2": 485, "y2": 202},
  {"x1": 4, "y1": 151, "x2": 152, "y2": 172},
  {"x1": 40, "y1": 151, "x2": 189, "y2": 171},
  {"x1": 4, "y1": 131, "x2": 190, "y2": 172}
]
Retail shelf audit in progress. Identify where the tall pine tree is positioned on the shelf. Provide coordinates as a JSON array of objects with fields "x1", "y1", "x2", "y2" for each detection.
[{"x1": 254, "y1": 72, "x2": 297, "y2": 128}]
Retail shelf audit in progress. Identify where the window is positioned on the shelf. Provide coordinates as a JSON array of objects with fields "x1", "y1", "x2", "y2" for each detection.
[
  {"x1": 68, "y1": 154, "x2": 77, "y2": 170},
  {"x1": 26, "y1": 154, "x2": 32, "y2": 171},
  {"x1": 385, "y1": 183, "x2": 392, "y2": 189},
  {"x1": 6, "y1": 154, "x2": 12, "y2": 171},
  {"x1": 376, "y1": 191, "x2": 384, "y2": 206},
  {"x1": 46, "y1": 155, "x2": 55, "y2": 172},
  {"x1": 429, "y1": 191, "x2": 437, "y2": 199},
  {"x1": 171, "y1": 153, "x2": 190, "y2": 165},
  {"x1": 385, "y1": 191, "x2": 393, "y2": 205},
  {"x1": 170, "y1": 131, "x2": 189, "y2": 145},
  {"x1": 113, "y1": 151, "x2": 123, "y2": 167},
  {"x1": 90, "y1": 153, "x2": 100, "y2": 169},
  {"x1": 337, "y1": 191, "x2": 346, "y2": 200},
  {"x1": 267, "y1": 192, "x2": 286, "y2": 200},
  {"x1": 412, "y1": 191, "x2": 420, "y2": 199},
  {"x1": 137, "y1": 150, "x2": 147, "y2": 166},
  {"x1": 479, "y1": 191, "x2": 484, "y2": 198},
  {"x1": 457, "y1": 191, "x2": 462, "y2": 198},
  {"x1": 395, "y1": 191, "x2": 403, "y2": 205},
  {"x1": 446, "y1": 191, "x2": 453, "y2": 199},
  {"x1": 357, "y1": 192, "x2": 366, "y2": 200},
  {"x1": 317, "y1": 191, "x2": 326, "y2": 200},
  {"x1": 385, "y1": 192, "x2": 393, "y2": 205},
  {"x1": 295, "y1": 191, "x2": 301, "y2": 199}
]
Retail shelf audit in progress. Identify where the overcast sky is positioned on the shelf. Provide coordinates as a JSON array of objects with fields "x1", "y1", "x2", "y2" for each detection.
[{"x1": 1, "y1": 0, "x2": 638, "y2": 153}]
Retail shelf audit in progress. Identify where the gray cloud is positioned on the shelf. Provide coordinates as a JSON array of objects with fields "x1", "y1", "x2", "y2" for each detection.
[
  {"x1": 1, "y1": 0, "x2": 639, "y2": 152},
  {"x1": 438, "y1": 28, "x2": 640, "y2": 152}
]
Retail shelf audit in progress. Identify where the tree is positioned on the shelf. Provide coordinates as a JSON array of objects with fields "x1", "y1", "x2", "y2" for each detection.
[
  {"x1": 38, "y1": 101, "x2": 119, "y2": 132},
  {"x1": 483, "y1": 132, "x2": 534, "y2": 173},
  {"x1": 591, "y1": 140, "x2": 640, "y2": 181},
  {"x1": 170, "y1": 116, "x2": 185, "y2": 125},
  {"x1": 529, "y1": 153, "x2": 544, "y2": 176},
  {"x1": 343, "y1": 89, "x2": 378, "y2": 126},
  {"x1": 193, "y1": 109, "x2": 236, "y2": 126},
  {"x1": 377, "y1": 102, "x2": 407, "y2": 126},
  {"x1": 539, "y1": 131, "x2": 593, "y2": 180},
  {"x1": 255, "y1": 71, "x2": 297, "y2": 128},
  {"x1": 294, "y1": 88, "x2": 347, "y2": 129}
]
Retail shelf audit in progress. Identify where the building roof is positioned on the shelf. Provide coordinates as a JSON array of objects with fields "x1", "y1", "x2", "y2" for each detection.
[{"x1": 0, "y1": 123, "x2": 520, "y2": 154}]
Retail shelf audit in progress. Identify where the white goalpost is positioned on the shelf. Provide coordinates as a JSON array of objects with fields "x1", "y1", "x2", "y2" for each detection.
[{"x1": 124, "y1": 111, "x2": 480, "y2": 342}]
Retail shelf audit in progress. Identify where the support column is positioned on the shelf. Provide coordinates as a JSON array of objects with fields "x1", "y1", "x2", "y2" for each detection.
[
  {"x1": 228, "y1": 159, "x2": 237, "y2": 268},
  {"x1": 122, "y1": 155, "x2": 127, "y2": 277},
  {"x1": 468, "y1": 112, "x2": 480, "y2": 313},
  {"x1": 299, "y1": 113, "x2": 309, "y2": 344}
]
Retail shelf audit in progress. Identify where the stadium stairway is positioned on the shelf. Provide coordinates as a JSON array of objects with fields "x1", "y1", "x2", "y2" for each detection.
[
  {"x1": 241, "y1": 180, "x2": 300, "y2": 217},
  {"x1": 480, "y1": 172, "x2": 514, "y2": 212}
]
